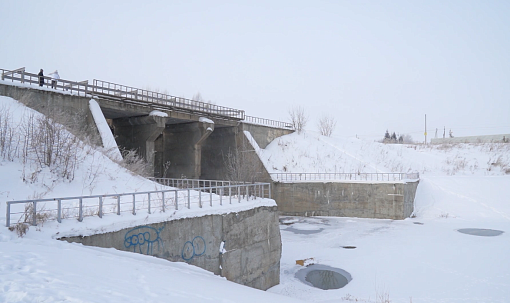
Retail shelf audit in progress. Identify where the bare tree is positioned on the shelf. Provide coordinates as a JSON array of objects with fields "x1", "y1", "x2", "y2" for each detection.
[
  {"x1": 317, "y1": 115, "x2": 337, "y2": 137},
  {"x1": 288, "y1": 106, "x2": 308, "y2": 134}
]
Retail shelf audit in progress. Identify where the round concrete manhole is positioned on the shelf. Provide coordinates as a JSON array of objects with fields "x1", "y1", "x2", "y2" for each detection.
[
  {"x1": 295, "y1": 264, "x2": 352, "y2": 290},
  {"x1": 457, "y1": 228, "x2": 504, "y2": 237}
]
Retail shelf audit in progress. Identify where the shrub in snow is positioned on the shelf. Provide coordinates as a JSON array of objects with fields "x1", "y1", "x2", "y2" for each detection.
[{"x1": 288, "y1": 106, "x2": 308, "y2": 134}]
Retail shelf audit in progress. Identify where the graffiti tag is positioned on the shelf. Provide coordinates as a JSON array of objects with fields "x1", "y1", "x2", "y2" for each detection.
[
  {"x1": 124, "y1": 226, "x2": 164, "y2": 255},
  {"x1": 182, "y1": 236, "x2": 206, "y2": 261}
]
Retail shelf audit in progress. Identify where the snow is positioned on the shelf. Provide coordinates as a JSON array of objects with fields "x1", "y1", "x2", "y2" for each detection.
[
  {"x1": 1, "y1": 97, "x2": 509, "y2": 302},
  {"x1": 89, "y1": 99, "x2": 122, "y2": 161},
  {"x1": 149, "y1": 110, "x2": 168, "y2": 117},
  {"x1": 199, "y1": 117, "x2": 214, "y2": 124}
]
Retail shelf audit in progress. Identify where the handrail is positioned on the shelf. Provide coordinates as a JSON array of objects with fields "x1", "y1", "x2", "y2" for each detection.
[
  {"x1": 5, "y1": 181, "x2": 271, "y2": 227},
  {"x1": 1, "y1": 67, "x2": 297, "y2": 129},
  {"x1": 269, "y1": 172, "x2": 420, "y2": 182},
  {"x1": 244, "y1": 115, "x2": 294, "y2": 130},
  {"x1": 91, "y1": 79, "x2": 245, "y2": 120}
]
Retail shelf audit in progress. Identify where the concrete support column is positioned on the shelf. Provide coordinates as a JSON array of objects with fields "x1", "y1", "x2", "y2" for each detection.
[
  {"x1": 193, "y1": 121, "x2": 214, "y2": 179},
  {"x1": 112, "y1": 115, "x2": 167, "y2": 176}
]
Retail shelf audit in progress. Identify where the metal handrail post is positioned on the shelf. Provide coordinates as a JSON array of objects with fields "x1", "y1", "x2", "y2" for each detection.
[
  {"x1": 117, "y1": 196, "x2": 121, "y2": 215},
  {"x1": 57, "y1": 199, "x2": 62, "y2": 223},
  {"x1": 32, "y1": 201, "x2": 37, "y2": 226},
  {"x1": 132, "y1": 194, "x2": 136, "y2": 215},
  {"x1": 5, "y1": 202, "x2": 10, "y2": 227},
  {"x1": 78, "y1": 198, "x2": 83, "y2": 222},
  {"x1": 99, "y1": 196, "x2": 103, "y2": 218},
  {"x1": 162, "y1": 191, "x2": 165, "y2": 212},
  {"x1": 199, "y1": 189, "x2": 202, "y2": 208},
  {"x1": 229, "y1": 186, "x2": 232, "y2": 204},
  {"x1": 175, "y1": 190, "x2": 178, "y2": 210},
  {"x1": 187, "y1": 189, "x2": 191, "y2": 209},
  {"x1": 148, "y1": 193, "x2": 151, "y2": 214}
]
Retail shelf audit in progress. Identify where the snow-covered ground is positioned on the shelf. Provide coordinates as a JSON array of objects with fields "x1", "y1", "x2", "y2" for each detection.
[{"x1": 1, "y1": 95, "x2": 509, "y2": 302}]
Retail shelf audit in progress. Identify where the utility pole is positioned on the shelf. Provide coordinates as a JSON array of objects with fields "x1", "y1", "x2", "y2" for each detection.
[{"x1": 424, "y1": 114, "x2": 427, "y2": 144}]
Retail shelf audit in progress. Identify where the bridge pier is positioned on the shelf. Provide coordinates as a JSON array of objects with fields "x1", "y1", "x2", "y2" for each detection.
[
  {"x1": 154, "y1": 121, "x2": 216, "y2": 179},
  {"x1": 112, "y1": 116, "x2": 166, "y2": 175}
]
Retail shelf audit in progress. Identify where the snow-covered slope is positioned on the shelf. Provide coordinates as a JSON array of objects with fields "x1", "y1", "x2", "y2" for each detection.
[
  {"x1": 258, "y1": 131, "x2": 510, "y2": 176},
  {"x1": 1, "y1": 96, "x2": 509, "y2": 302}
]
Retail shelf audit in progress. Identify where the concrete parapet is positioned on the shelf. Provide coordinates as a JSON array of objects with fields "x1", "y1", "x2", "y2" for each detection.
[
  {"x1": 273, "y1": 181, "x2": 419, "y2": 220},
  {"x1": 59, "y1": 205, "x2": 282, "y2": 290}
]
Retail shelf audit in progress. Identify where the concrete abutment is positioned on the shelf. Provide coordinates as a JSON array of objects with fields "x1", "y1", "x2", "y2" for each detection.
[{"x1": 60, "y1": 205, "x2": 282, "y2": 290}]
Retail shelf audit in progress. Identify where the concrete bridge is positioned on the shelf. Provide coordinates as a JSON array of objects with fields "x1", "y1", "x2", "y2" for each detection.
[
  {"x1": 1, "y1": 67, "x2": 419, "y2": 221},
  {"x1": 1, "y1": 67, "x2": 293, "y2": 180}
]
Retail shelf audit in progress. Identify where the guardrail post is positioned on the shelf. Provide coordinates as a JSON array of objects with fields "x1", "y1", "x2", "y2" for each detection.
[
  {"x1": 148, "y1": 193, "x2": 151, "y2": 214},
  {"x1": 238, "y1": 186, "x2": 241, "y2": 203},
  {"x1": 117, "y1": 196, "x2": 121, "y2": 215},
  {"x1": 199, "y1": 189, "x2": 202, "y2": 208},
  {"x1": 57, "y1": 199, "x2": 62, "y2": 223},
  {"x1": 220, "y1": 188, "x2": 222, "y2": 206},
  {"x1": 32, "y1": 201, "x2": 37, "y2": 226},
  {"x1": 210, "y1": 187, "x2": 212, "y2": 207},
  {"x1": 162, "y1": 192, "x2": 165, "y2": 212},
  {"x1": 229, "y1": 187, "x2": 232, "y2": 204},
  {"x1": 5, "y1": 202, "x2": 10, "y2": 227},
  {"x1": 187, "y1": 189, "x2": 191, "y2": 209},
  {"x1": 99, "y1": 196, "x2": 103, "y2": 218},
  {"x1": 132, "y1": 194, "x2": 136, "y2": 215},
  {"x1": 175, "y1": 191, "x2": 178, "y2": 210},
  {"x1": 78, "y1": 198, "x2": 83, "y2": 222}
]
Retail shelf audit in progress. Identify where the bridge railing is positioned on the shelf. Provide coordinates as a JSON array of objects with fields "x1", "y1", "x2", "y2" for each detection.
[
  {"x1": 91, "y1": 79, "x2": 245, "y2": 120},
  {"x1": 1, "y1": 67, "x2": 90, "y2": 95},
  {"x1": 2, "y1": 67, "x2": 298, "y2": 129},
  {"x1": 5, "y1": 181, "x2": 271, "y2": 227},
  {"x1": 244, "y1": 115, "x2": 294, "y2": 129},
  {"x1": 270, "y1": 172, "x2": 420, "y2": 182}
]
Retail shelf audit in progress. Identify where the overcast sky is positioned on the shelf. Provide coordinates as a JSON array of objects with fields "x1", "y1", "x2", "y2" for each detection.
[{"x1": 1, "y1": 1, "x2": 509, "y2": 141}]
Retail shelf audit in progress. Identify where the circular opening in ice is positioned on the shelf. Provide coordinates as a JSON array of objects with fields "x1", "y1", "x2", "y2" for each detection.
[
  {"x1": 295, "y1": 264, "x2": 352, "y2": 290},
  {"x1": 457, "y1": 228, "x2": 504, "y2": 237}
]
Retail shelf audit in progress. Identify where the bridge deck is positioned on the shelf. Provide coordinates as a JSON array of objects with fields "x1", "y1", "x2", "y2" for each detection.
[{"x1": 1, "y1": 67, "x2": 293, "y2": 129}]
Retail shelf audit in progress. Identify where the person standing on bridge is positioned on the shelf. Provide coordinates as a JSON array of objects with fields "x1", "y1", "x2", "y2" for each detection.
[
  {"x1": 38, "y1": 69, "x2": 44, "y2": 87},
  {"x1": 49, "y1": 70, "x2": 60, "y2": 89}
]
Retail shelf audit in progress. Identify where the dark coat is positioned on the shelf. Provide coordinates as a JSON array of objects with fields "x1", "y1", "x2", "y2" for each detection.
[{"x1": 38, "y1": 70, "x2": 44, "y2": 86}]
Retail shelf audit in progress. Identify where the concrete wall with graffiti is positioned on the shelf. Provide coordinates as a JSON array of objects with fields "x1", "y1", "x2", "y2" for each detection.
[{"x1": 59, "y1": 205, "x2": 281, "y2": 291}]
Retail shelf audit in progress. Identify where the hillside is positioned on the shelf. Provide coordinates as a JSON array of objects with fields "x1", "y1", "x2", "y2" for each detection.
[{"x1": 1, "y1": 96, "x2": 509, "y2": 302}]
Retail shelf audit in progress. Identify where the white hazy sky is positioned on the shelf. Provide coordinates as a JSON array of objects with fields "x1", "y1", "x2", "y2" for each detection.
[{"x1": 1, "y1": 0, "x2": 509, "y2": 141}]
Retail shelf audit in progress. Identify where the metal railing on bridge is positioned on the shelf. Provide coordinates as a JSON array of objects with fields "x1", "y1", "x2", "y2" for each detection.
[
  {"x1": 270, "y1": 172, "x2": 420, "y2": 182},
  {"x1": 5, "y1": 179, "x2": 271, "y2": 227},
  {"x1": 1, "y1": 67, "x2": 244, "y2": 121},
  {"x1": 243, "y1": 115, "x2": 294, "y2": 129},
  {"x1": 1, "y1": 67, "x2": 297, "y2": 130},
  {"x1": 91, "y1": 79, "x2": 245, "y2": 120}
]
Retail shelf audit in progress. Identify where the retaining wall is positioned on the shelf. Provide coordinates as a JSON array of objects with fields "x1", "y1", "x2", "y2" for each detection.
[
  {"x1": 60, "y1": 205, "x2": 282, "y2": 290},
  {"x1": 273, "y1": 181, "x2": 419, "y2": 220}
]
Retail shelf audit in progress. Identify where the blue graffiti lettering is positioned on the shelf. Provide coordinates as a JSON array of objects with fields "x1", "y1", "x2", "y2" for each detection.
[
  {"x1": 181, "y1": 236, "x2": 206, "y2": 261},
  {"x1": 124, "y1": 226, "x2": 164, "y2": 255}
]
